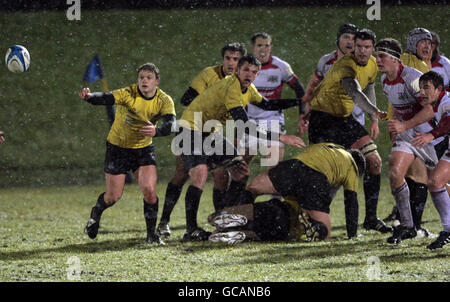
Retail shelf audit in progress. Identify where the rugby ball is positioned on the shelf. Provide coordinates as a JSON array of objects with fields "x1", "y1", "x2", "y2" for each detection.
[{"x1": 5, "y1": 45, "x2": 30, "y2": 73}]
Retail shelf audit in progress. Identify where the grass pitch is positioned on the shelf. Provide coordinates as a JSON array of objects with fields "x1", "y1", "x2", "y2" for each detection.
[{"x1": 0, "y1": 180, "x2": 448, "y2": 282}]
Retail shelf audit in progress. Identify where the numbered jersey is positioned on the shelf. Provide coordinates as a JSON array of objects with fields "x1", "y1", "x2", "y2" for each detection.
[
  {"x1": 247, "y1": 55, "x2": 298, "y2": 126},
  {"x1": 315, "y1": 50, "x2": 365, "y2": 125},
  {"x1": 432, "y1": 55, "x2": 450, "y2": 88}
]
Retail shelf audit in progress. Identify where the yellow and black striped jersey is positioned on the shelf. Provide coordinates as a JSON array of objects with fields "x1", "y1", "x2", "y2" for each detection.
[
  {"x1": 311, "y1": 53, "x2": 378, "y2": 117},
  {"x1": 290, "y1": 143, "x2": 359, "y2": 192},
  {"x1": 180, "y1": 74, "x2": 263, "y2": 132},
  {"x1": 190, "y1": 64, "x2": 226, "y2": 94},
  {"x1": 108, "y1": 84, "x2": 175, "y2": 148}
]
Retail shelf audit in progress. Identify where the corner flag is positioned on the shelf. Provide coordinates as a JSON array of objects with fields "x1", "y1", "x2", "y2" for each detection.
[{"x1": 83, "y1": 55, "x2": 103, "y2": 83}]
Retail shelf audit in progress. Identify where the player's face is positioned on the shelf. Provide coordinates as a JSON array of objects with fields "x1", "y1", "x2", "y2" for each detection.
[
  {"x1": 338, "y1": 33, "x2": 355, "y2": 54},
  {"x1": 354, "y1": 38, "x2": 374, "y2": 66},
  {"x1": 416, "y1": 39, "x2": 432, "y2": 60},
  {"x1": 237, "y1": 62, "x2": 259, "y2": 89},
  {"x1": 138, "y1": 70, "x2": 160, "y2": 97},
  {"x1": 375, "y1": 52, "x2": 397, "y2": 73},
  {"x1": 222, "y1": 50, "x2": 242, "y2": 76},
  {"x1": 251, "y1": 38, "x2": 272, "y2": 63},
  {"x1": 419, "y1": 80, "x2": 441, "y2": 106}
]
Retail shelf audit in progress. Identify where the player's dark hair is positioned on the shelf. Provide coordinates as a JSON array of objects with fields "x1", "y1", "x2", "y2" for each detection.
[
  {"x1": 251, "y1": 32, "x2": 272, "y2": 45},
  {"x1": 349, "y1": 149, "x2": 366, "y2": 176},
  {"x1": 354, "y1": 28, "x2": 376, "y2": 46},
  {"x1": 137, "y1": 63, "x2": 160, "y2": 79},
  {"x1": 238, "y1": 54, "x2": 261, "y2": 69},
  {"x1": 221, "y1": 42, "x2": 247, "y2": 58},
  {"x1": 375, "y1": 38, "x2": 402, "y2": 60},
  {"x1": 430, "y1": 31, "x2": 441, "y2": 63},
  {"x1": 419, "y1": 71, "x2": 444, "y2": 91}
]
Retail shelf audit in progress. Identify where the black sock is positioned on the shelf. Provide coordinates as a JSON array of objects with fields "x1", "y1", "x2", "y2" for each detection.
[
  {"x1": 160, "y1": 182, "x2": 183, "y2": 223},
  {"x1": 91, "y1": 192, "x2": 111, "y2": 220},
  {"x1": 363, "y1": 173, "x2": 380, "y2": 220},
  {"x1": 238, "y1": 189, "x2": 256, "y2": 206},
  {"x1": 405, "y1": 177, "x2": 428, "y2": 228},
  {"x1": 225, "y1": 180, "x2": 247, "y2": 207},
  {"x1": 212, "y1": 188, "x2": 226, "y2": 211},
  {"x1": 144, "y1": 197, "x2": 159, "y2": 236},
  {"x1": 185, "y1": 185, "x2": 203, "y2": 231}
]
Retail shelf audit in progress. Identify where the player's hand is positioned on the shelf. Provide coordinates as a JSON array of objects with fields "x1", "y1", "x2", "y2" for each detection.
[
  {"x1": 370, "y1": 120, "x2": 379, "y2": 140},
  {"x1": 139, "y1": 120, "x2": 156, "y2": 137},
  {"x1": 373, "y1": 111, "x2": 388, "y2": 120},
  {"x1": 387, "y1": 119, "x2": 406, "y2": 135},
  {"x1": 78, "y1": 88, "x2": 91, "y2": 100},
  {"x1": 297, "y1": 115, "x2": 309, "y2": 135},
  {"x1": 229, "y1": 161, "x2": 250, "y2": 181},
  {"x1": 0, "y1": 131, "x2": 5, "y2": 143},
  {"x1": 410, "y1": 132, "x2": 434, "y2": 147},
  {"x1": 280, "y1": 134, "x2": 306, "y2": 149}
]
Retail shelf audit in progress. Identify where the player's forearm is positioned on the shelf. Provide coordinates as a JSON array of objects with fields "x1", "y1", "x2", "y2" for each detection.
[
  {"x1": 430, "y1": 116, "x2": 450, "y2": 139},
  {"x1": 344, "y1": 190, "x2": 359, "y2": 238},
  {"x1": 255, "y1": 97, "x2": 300, "y2": 111},
  {"x1": 402, "y1": 104, "x2": 435, "y2": 130},
  {"x1": 154, "y1": 114, "x2": 176, "y2": 137},
  {"x1": 180, "y1": 87, "x2": 199, "y2": 106},
  {"x1": 341, "y1": 77, "x2": 379, "y2": 116},
  {"x1": 84, "y1": 92, "x2": 115, "y2": 106},
  {"x1": 363, "y1": 83, "x2": 378, "y2": 120}
]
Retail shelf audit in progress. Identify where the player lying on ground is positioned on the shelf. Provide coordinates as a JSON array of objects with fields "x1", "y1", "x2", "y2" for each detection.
[{"x1": 212, "y1": 143, "x2": 367, "y2": 244}]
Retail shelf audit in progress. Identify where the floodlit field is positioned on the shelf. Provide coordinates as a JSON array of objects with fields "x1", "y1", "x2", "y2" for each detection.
[{"x1": 0, "y1": 5, "x2": 449, "y2": 283}]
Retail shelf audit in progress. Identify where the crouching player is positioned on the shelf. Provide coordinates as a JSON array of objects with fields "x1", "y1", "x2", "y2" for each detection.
[
  {"x1": 208, "y1": 143, "x2": 366, "y2": 244},
  {"x1": 79, "y1": 63, "x2": 176, "y2": 245},
  {"x1": 411, "y1": 71, "x2": 450, "y2": 249}
]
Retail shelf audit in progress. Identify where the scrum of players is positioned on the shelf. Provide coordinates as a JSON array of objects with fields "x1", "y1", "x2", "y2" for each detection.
[{"x1": 78, "y1": 25, "x2": 450, "y2": 250}]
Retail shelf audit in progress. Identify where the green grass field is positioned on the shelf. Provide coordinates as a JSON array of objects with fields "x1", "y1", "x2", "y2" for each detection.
[
  {"x1": 0, "y1": 179, "x2": 448, "y2": 282},
  {"x1": 0, "y1": 5, "x2": 449, "y2": 283}
]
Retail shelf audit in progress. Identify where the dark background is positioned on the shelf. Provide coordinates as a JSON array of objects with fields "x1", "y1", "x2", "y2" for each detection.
[{"x1": 0, "y1": 0, "x2": 448, "y2": 10}]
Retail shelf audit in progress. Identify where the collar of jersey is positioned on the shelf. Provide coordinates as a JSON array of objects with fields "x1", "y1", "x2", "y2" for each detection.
[{"x1": 138, "y1": 87, "x2": 157, "y2": 100}]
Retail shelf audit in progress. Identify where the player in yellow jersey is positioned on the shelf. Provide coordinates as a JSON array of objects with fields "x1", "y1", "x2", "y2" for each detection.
[
  {"x1": 157, "y1": 43, "x2": 246, "y2": 238},
  {"x1": 209, "y1": 143, "x2": 367, "y2": 243},
  {"x1": 302, "y1": 29, "x2": 390, "y2": 234},
  {"x1": 78, "y1": 63, "x2": 176, "y2": 245},
  {"x1": 175, "y1": 55, "x2": 305, "y2": 241}
]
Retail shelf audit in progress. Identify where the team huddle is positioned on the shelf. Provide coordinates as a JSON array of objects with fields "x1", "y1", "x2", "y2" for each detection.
[{"x1": 78, "y1": 25, "x2": 450, "y2": 250}]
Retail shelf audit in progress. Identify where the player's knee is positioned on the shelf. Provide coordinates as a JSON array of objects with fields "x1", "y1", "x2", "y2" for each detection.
[
  {"x1": 428, "y1": 175, "x2": 445, "y2": 191},
  {"x1": 360, "y1": 142, "x2": 381, "y2": 174},
  {"x1": 105, "y1": 192, "x2": 122, "y2": 204},
  {"x1": 389, "y1": 166, "x2": 404, "y2": 184},
  {"x1": 142, "y1": 187, "x2": 157, "y2": 204}
]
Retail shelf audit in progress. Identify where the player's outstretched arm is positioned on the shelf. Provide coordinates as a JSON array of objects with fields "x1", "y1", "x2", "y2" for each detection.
[
  {"x1": 387, "y1": 104, "x2": 434, "y2": 135},
  {"x1": 180, "y1": 87, "x2": 199, "y2": 106},
  {"x1": 254, "y1": 97, "x2": 301, "y2": 111},
  {"x1": 341, "y1": 78, "x2": 387, "y2": 119},
  {"x1": 78, "y1": 87, "x2": 115, "y2": 106}
]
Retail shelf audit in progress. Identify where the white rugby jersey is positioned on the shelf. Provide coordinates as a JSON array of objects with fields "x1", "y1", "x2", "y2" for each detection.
[
  {"x1": 432, "y1": 55, "x2": 450, "y2": 88},
  {"x1": 431, "y1": 91, "x2": 450, "y2": 131},
  {"x1": 315, "y1": 49, "x2": 366, "y2": 125},
  {"x1": 247, "y1": 55, "x2": 298, "y2": 125},
  {"x1": 381, "y1": 64, "x2": 437, "y2": 137}
]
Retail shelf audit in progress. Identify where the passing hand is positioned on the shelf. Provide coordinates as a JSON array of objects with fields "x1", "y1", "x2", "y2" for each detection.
[
  {"x1": 387, "y1": 119, "x2": 407, "y2": 135},
  {"x1": 78, "y1": 87, "x2": 91, "y2": 100},
  {"x1": 280, "y1": 134, "x2": 306, "y2": 149},
  {"x1": 410, "y1": 132, "x2": 434, "y2": 147},
  {"x1": 139, "y1": 120, "x2": 156, "y2": 137}
]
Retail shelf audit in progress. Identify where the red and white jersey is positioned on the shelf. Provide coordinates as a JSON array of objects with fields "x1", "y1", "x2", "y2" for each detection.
[
  {"x1": 247, "y1": 56, "x2": 298, "y2": 125},
  {"x1": 315, "y1": 50, "x2": 366, "y2": 125},
  {"x1": 432, "y1": 55, "x2": 450, "y2": 88}
]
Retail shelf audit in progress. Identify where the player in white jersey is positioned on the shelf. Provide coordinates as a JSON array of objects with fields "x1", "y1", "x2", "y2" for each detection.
[
  {"x1": 374, "y1": 38, "x2": 438, "y2": 244},
  {"x1": 431, "y1": 32, "x2": 450, "y2": 88},
  {"x1": 411, "y1": 71, "x2": 450, "y2": 249},
  {"x1": 233, "y1": 32, "x2": 305, "y2": 201}
]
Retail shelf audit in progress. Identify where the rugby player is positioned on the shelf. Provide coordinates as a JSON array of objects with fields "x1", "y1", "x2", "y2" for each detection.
[
  {"x1": 411, "y1": 71, "x2": 450, "y2": 249},
  {"x1": 157, "y1": 43, "x2": 246, "y2": 238},
  {"x1": 302, "y1": 29, "x2": 390, "y2": 233},
  {"x1": 211, "y1": 143, "x2": 367, "y2": 243},
  {"x1": 430, "y1": 31, "x2": 450, "y2": 88},
  {"x1": 176, "y1": 55, "x2": 305, "y2": 241},
  {"x1": 79, "y1": 63, "x2": 176, "y2": 245},
  {"x1": 374, "y1": 39, "x2": 440, "y2": 244}
]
